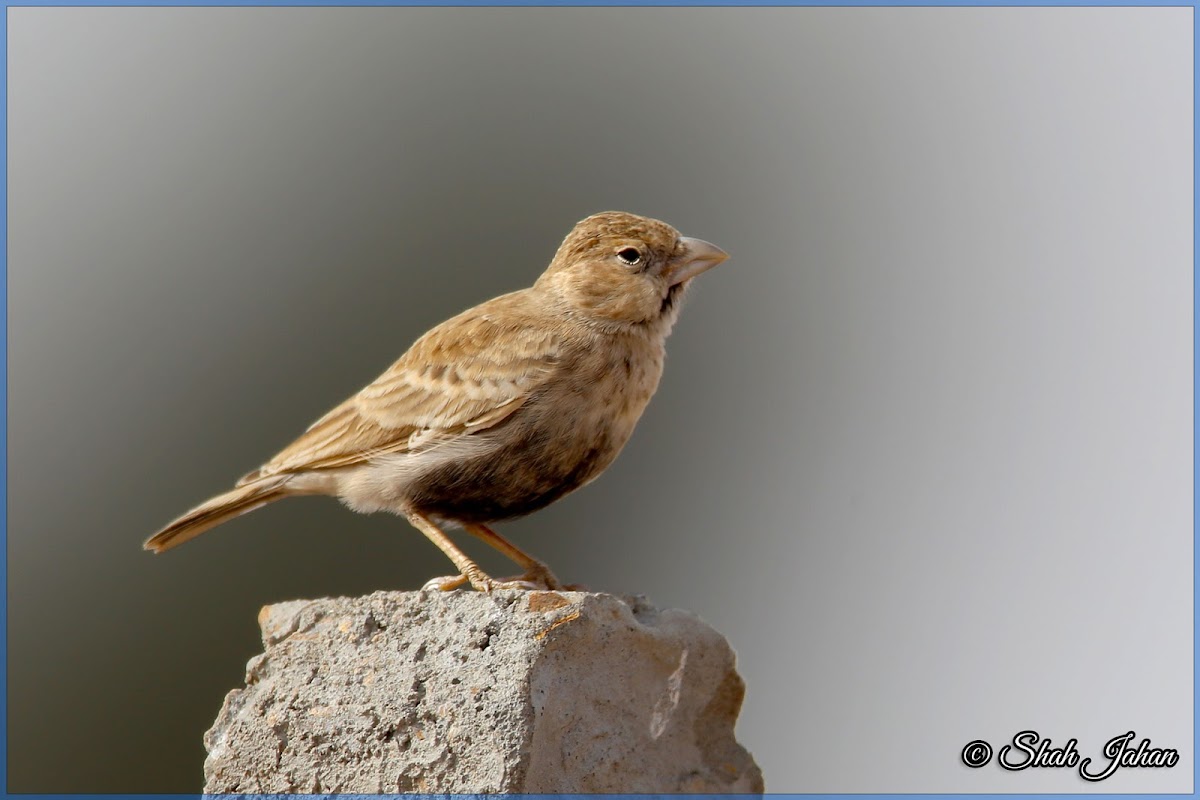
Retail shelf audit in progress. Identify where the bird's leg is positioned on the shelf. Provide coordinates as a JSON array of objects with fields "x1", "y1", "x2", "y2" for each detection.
[
  {"x1": 405, "y1": 511, "x2": 499, "y2": 592},
  {"x1": 462, "y1": 522, "x2": 562, "y2": 590},
  {"x1": 406, "y1": 511, "x2": 541, "y2": 592}
]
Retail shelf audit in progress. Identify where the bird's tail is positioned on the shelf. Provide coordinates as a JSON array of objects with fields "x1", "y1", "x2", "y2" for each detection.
[{"x1": 144, "y1": 476, "x2": 291, "y2": 553}]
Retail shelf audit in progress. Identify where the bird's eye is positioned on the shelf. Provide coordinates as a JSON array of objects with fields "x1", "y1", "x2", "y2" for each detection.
[{"x1": 616, "y1": 247, "x2": 643, "y2": 266}]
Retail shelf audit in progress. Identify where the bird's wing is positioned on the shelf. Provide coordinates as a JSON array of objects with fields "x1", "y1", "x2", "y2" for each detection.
[{"x1": 239, "y1": 304, "x2": 562, "y2": 483}]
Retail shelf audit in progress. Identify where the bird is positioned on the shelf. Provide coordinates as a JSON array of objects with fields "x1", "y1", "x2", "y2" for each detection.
[{"x1": 145, "y1": 211, "x2": 730, "y2": 592}]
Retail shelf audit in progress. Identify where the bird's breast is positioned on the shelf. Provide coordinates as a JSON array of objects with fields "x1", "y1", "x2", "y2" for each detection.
[{"x1": 395, "y1": 335, "x2": 666, "y2": 524}]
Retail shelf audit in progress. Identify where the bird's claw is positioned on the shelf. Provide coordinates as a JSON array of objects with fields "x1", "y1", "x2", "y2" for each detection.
[
  {"x1": 422, "y1": 574, "x2": 468, "y2": 592},
  {"x1": 422, "y1": 567, "x2": 563, "y2": 594},
  {"x1": 515, "y1": 565, "x2": 563, "y2": 590},
  {"x1": 483, "y1": 578, "x2": 544, "y2": 592}
]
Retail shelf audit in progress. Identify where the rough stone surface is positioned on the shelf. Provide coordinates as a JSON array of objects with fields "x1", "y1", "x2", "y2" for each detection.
[{"x1": 203, "y1": 590, "x2": 763, "y2": 793}]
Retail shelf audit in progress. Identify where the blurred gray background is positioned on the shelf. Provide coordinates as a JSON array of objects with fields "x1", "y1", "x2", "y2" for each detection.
[{"x1": 8, "y1": 7, "x2": 1192, "y2": 793}]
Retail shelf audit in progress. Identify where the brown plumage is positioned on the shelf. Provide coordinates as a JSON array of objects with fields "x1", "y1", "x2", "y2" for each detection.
[{"x1": 145, "y1": 211, "x2": 729, "y2": 591}]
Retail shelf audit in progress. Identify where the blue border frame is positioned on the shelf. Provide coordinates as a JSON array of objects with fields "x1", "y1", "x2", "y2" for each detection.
[
  {"x1": 4, "y1": 2, "x2": 11, "y2": 795},
  {"x1": 0, "y1": 3, "x2": 1192, "y2": 798},
  {"x1": 0, "y1": 1, "x2": 1195, "y2": 5},
  {"x1": 0, "y1": 1, "x2": 1194, "y2": 5}
]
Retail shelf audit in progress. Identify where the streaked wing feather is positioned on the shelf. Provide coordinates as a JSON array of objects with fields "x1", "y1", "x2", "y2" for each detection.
[{"x1": 240, "y1": 299, "x2": 560, "y2": 483}]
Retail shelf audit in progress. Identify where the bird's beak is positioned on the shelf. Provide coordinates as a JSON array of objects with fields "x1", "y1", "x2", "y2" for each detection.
[{"x1": 669, "y1": 237, "x2": 730, "y2": 286}]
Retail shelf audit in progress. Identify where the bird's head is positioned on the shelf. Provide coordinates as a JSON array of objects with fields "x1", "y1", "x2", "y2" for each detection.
[{"x1": 535, "y1": 211, "x2": 729, "y2": 330}]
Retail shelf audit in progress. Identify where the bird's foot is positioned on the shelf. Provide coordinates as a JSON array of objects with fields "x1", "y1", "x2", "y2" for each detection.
[
  {"x1": 422, "y1": 574, "x2": 469, "y2": 592},
  {"x1": 511, "y1": 563, "x2": 563, "y2": 590},
  {"x1": 484, "y1": 577, "x2": 545, "y2": 591},
  {"x1": 424, "y1": 556, "x2": 568, "y2": 594},
  {"x1": 422, "y1": 572, "x2": 541, "y2": 593}
]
